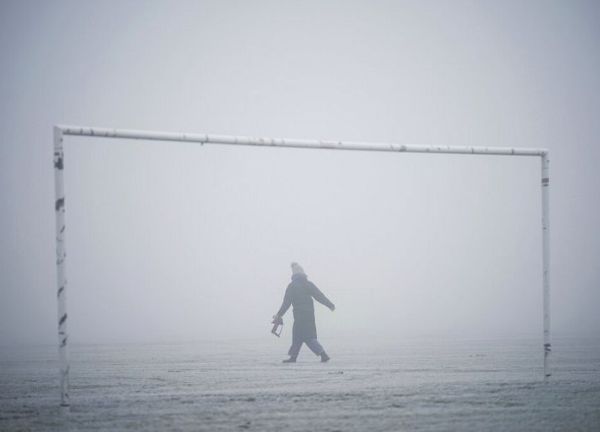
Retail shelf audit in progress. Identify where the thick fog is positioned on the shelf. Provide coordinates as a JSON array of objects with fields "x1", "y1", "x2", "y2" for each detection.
[{"x1": 1, "y1": 0, "x2": 599, "y2": 346}]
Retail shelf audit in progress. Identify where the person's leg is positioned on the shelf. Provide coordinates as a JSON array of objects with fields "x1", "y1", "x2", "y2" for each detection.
[
  {"x1": 305, "y1": 338, "x2": 330, "y2": 362},
  {"x1": 305, "y1": 338, "x2": 323, "y2": 355},
  {"x1": 284, "y1": 340, "x2": 302, "y2": 362},
  {"x1": 284, "y1": 319, "x2": 303, "y2": 363}
]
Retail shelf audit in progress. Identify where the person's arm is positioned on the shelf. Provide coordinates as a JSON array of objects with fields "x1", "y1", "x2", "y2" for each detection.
[
  {"x1": 308, "y1": 282, "x2": 335, "y2": 311},
  {"x1": 275, "y1": 285, "x2": 292, "y2": 317}
]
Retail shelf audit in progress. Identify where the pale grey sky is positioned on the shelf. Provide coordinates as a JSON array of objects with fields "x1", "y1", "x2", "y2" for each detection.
[{"x1": 1, "y1": 0, "x2": 599, "y2": 345}]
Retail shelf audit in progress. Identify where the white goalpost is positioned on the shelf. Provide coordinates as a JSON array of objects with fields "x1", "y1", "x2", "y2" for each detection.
[{"x1": 52, "y1": 125, "x2": 551, "y2": 409}]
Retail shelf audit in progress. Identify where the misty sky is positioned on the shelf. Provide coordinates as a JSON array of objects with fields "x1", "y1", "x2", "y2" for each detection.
[{"x1": 1, "y1": 0, "x2": 599, "y2": 346}]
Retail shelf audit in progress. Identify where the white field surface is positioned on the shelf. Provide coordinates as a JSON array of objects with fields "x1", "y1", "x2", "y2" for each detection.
[{"x1": 1, "y1": 336, "x2": 599, "y2": 431}]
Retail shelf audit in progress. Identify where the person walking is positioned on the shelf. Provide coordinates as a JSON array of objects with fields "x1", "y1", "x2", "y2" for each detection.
[{"x1": 274, "y1": 262, "x2": 335, "y2": 363}]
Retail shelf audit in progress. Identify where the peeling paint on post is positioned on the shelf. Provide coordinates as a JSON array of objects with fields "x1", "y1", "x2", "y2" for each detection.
[
  {"x1": 541, "y1": 152, "x2": 551, "y2": 377},
  {"x1": 53, "y1": 126, "x2": 70, "y2": 410}
]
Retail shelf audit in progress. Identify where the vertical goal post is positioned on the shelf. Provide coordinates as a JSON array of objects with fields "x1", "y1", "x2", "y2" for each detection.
[{"x1": 52, "y1": 125, "x2": 551, "y2": 409}]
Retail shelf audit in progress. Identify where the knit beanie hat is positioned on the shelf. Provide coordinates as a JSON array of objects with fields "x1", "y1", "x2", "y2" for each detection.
[{"x1": 291, "y1": 262, "x2": 305, "y2": 276}]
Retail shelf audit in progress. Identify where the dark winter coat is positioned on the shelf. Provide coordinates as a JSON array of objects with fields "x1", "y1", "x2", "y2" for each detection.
[{"x1": 276, "y1": 274, "x2": 334, "y2": 344}]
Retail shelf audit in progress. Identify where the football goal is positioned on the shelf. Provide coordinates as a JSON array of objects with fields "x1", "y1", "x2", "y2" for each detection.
[{"x1": 52, "y1": 125, "x2": 551, "y2": 409}]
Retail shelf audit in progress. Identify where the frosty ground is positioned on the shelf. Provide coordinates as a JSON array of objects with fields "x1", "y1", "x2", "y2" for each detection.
[{"x1": 1, "y1": 337, "x2": 599, "y2": 431}]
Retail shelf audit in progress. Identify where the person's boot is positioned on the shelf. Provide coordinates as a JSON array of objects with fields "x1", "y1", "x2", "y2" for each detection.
[
  {"x1": 282, "y1": 356, "x2": 297, "y2": 363},
  {"x1": 320, "y1": 352, "x2": 330, "y2": 363}
]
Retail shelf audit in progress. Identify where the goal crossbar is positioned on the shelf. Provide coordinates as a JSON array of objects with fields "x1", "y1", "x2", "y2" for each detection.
[
  {"x1": 52, "y1": 125, "x2": 551, "y2": 409},
  {"x1": 58, "y1": 124, "x2": 547, "y2": 156}
]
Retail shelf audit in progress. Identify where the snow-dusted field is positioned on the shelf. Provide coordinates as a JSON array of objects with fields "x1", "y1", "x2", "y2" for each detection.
[{"x1": 1, "y1": 337, "x2": 599, "y2": 431}]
